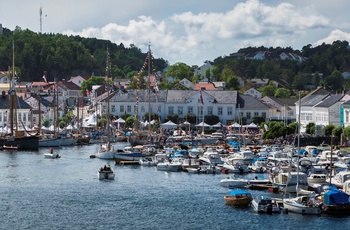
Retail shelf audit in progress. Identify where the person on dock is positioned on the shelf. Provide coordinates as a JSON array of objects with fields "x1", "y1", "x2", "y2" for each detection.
[{"x1": 50, "y1": 147, "x2": 54, "y2": 154}]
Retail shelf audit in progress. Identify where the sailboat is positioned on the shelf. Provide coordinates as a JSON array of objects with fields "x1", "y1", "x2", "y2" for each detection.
[
  {"x1": 96, "y1": 47, "x2": 118, "y2": 159},
  {"x1": 282, "y1": 93, "x2": 323, "y2": 215},
  {"x1": 0, "y1": 41, "x2": 39, "y2": 150}
]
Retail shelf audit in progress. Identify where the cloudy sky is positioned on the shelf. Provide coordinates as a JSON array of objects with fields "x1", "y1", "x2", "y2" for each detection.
[{"x1": 1, "y1": 0, "x2": 350, "y2": 66}]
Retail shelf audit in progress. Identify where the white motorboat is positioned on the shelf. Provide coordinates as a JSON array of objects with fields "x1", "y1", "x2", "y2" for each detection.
[
  {"x1": 222, "y1": 158, "x2": 250, "y2": 173},
  {"x1": 325, "y1": 170, "x2": 350, "y2": 189},
  {"x1": 44, "y1": 152, "x2": 61, "y2": 159},
  {"x1": 270, "y1": 171, "x2": 308, "y2": 193},
  {"x1": 139, "y1": 156, "x2": 156, "y2": 166},
  {"x1": 156, "y1": 161, "x2": 182, "y2": 172},
  {"x1": 44, "y1": 148, "x2": 61, "y2": 159},
  {"x1": 251, "y1": 196, "x2": 281, "y2": 213},
  {"x1": 98, "y1": 165, "x2": 115, "y2": 180},
  {"x1": 198, "y1": 148, "x2": 224, "y2": 165},
  {"x1": 282, "y1": 195, "x2": 322, "y2": 215},
  {"x1": 219, "y1": 176, "x2": 248, "y2": 188},
  {"x1": 114, "y1": 148, "x2": 143, "y2": 164}
]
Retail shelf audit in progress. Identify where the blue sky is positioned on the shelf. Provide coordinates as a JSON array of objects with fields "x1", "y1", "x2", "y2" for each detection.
[{"x1": 1, "y1": 0, "x2": 350, "y2": 66}]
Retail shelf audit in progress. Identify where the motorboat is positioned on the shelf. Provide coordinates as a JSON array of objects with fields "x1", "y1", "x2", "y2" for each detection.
[
  {"x1": 224, "y1": 189, "x2": 252, "y2": 207},
  {"x1": 222, "y1": 158, "x2": 250, "y2": 173},
  {"x1": 114, "y1": 148, "x2": 143, "y2": 164},
  {"x1": 220, "y1": 176, "x2": 248, "y2": 188},
  {"x1": 248, "y1": 157, "x2": 268, "y2": 173},
  {"x1": 231, "y1": 150, "x2": 255, "y2": 165},
  {"x1": 325, "y1": 170, "x2": 350, "y2": 189},
  {"x1": 198, "y1": 164, "x2": 221, "y2": 174},
  {"x1": 156, "y1": 161, "x2": 182, "y2": 172},
  {"x1": 270, "y1": 171, "x2": 308, "y2": 193},
  {"x1": 44, "y1": 148, "x2": 61, "y2": 159},
  {"x1": 251, "y1": 196, "x2": 281, "y2": 213},
  {"x1": 198, "y1": 148, "x2": 224, "y2": 165},
  {"x1": 139, "y1": 156, "x2": 156, "y2": 166},
  {"x1": 283, "y1": 195, "x2": 323, "y2": 215},
  {"x1": 321, "y1": 184, "x2": 350, "y2": 215},
  {"x1": 98, "y1": 165, "x2": 115, "y2": 180},
  {"x1": 44, "y1": 152, "x2": 61, "y2": 159}
]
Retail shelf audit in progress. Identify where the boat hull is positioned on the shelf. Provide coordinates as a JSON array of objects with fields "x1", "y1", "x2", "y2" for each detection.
[
  {"x1": 1, "y1": 135, "x2": 39, "y2": 150},
  {"x1": 114, "y1": 152, "x2": 143, "y2": 163},
  {"x1": 283, "y1": 199, "x2": 322, "y2": 215},
  {"x1": 39, "y1": 138, "x2": 62, "y2": 147},
  {"x1": 98, "y1": 171, "x2": 115, "y2": 180},
  {"x1": 224, "y1": 196, "x2": 252, "y2": 207},
  {"x1": 44, "y1": 153, "x2": 61, "y2": 159},
  {"x1": 157, "y1": 162, "x2": 182, "y2": 172}
]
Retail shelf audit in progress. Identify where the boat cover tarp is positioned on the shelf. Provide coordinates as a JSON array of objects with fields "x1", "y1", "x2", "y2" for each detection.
[
  {"x1": 323, "y1": 185, "x2": 350, "y2": 205},
  {"x1": 228, "y1": 190, "x2": 251, "y2": 196}
]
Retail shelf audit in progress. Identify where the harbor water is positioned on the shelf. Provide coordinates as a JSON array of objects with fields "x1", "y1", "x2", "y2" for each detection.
[{"x1": 1, "y1": 143, "x2": 349, "y2": 230}]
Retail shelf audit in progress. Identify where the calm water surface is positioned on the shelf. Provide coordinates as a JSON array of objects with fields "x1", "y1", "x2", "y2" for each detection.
[{"x1": 0, "y1": 143, "x2": 349, "y2": 230}]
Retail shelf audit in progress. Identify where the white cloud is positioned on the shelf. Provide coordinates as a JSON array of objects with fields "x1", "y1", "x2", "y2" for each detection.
[
  {"x1": 315, "y1": 30, "x2": 350, "y2": 46},
  {"x1": 63, "y1": 0, "x2": 332, "y2": 66}
]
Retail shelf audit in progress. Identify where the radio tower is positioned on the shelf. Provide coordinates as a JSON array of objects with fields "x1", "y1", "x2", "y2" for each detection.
[{"x1": 39, "y1": 6, "x2": 42, "y2": 33}]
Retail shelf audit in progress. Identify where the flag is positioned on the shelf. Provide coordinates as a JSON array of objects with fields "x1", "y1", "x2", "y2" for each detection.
[
  {"x1": 199, "y1": 91, "x2": 204, "y2": 105},
  {"x1": 42, "y1": 75, "x2": 47, "y2": 83}
]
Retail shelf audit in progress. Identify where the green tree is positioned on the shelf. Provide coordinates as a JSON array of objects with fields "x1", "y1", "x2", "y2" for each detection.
[
  {"x1": 305, "y1": 122, "x2": 315, "y2": 135},
  {"x1": 165, "y1": 62, "x2": 192, "y2": 80},
  {"x1": 333, "y1": 126, "x2": 343, "y2": 138},
  {"x1": 324, "y1": 124, "x2": 335, "y2": 136},
  {"x1": 274, "y1": 88, "x2": 291, "y2": 98},
  {"x1": 323, "y1": 70, "x2": 344, "y2": 91},
  {"x1": 81, "y1": 76, "x2": 106, "y2": 95},
  {"x1": 343, "y1": 126, "x2": 350, "y2": 140},
  {"x1": 259, "y1": 82, "x2": 277, "y2": 97},
  {"x1": 211, "y1": 65, "x2": 220, "y2": 81},
  {"x1": 125, "y1": 116, "x2": 135, "y2": 128},
  {"x1": 205, "y1": 68, "x2": 211, "y2": 82},
  {"x1": 292, "y1": 73, "x2": 308, "y2": 90}
]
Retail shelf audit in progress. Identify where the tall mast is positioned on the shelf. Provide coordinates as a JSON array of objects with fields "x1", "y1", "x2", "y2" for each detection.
[
  {"x1": 147, "y1": 42, "x2": 151, "y2": 135},
  {"x1": 39, "y1": 6, "x2": 43, "y2": 33},
  {"x1": 53, "y1": 78, "x2": 57, "y2": 137},
  {"x1": 106, "y1": 45, "x2": 111, "y2": 148}
]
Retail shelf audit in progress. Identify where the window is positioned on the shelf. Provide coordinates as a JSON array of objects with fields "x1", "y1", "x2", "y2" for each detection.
[
  {"x1": 262, "y1": 112, "x2": 266, "y2": 118},
  {"x1": 188, "y1": 106, "x2": 193, "y2": 114},
  {"x1": 0, "y1": 113, "x2": 2, "y2": 122},
  {"x1": 168, "y1": 106, "x2": 174, "y2": 115},
  {"x1": 120, "y1": 105, "x2": 124, "y2": 113},
  {"x1": 127, "y1": 105, "x2": 131, "y2": 113},
  {"x1": 178, "y1": 106, "x2": 183, "y2": 115},
  {"x1": 111, "y1": 105, "x2": 115, "y2": 112},
  {"x1": 316, "y1": 112, "x2": 328, "y2": 123},
  {"x1": 301, "y1": 112, "x2": 313, "y2": 122},
  {"x1": 254, "y1": 112, "x2": 259, "y2": 117},
  {"x1": 208, "y1": 106, "x2": 213, "y2": 115},
  {"x1": 246, "y1": 112, "x2": 251, "y2": 119},
  {"x1": 218, "y1": 107, "x2": 223, "y2": 115},
  {"x1": 227, "y1": 107, "x2": 232, "y2": 116}
]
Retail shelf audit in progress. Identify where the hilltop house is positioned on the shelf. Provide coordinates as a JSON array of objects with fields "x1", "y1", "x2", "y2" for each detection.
[{"x1": 244, "y1": 88, "x2": 262, "y2": 99}]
